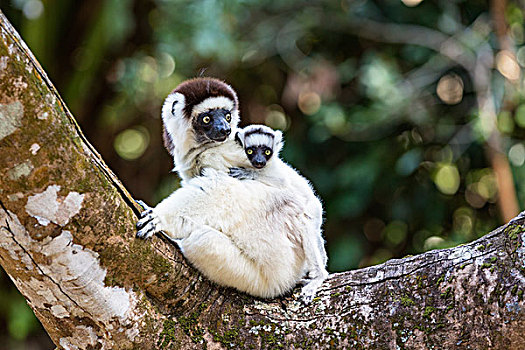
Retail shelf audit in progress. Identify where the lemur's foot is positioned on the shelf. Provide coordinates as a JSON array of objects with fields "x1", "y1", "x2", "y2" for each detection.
[
  {"x1": 136, "y1": 200, "x2": 162, "y2": 239},
  {"x1": 300, "y1": 280, "x2": 322, "y2": 305},
  {"x1": 299, "y1": 270, "x2": 328, "y2": 304}
]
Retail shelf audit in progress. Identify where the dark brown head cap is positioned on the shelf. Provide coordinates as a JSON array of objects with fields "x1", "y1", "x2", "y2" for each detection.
[{"x1": 173, "y1": 77, "x2": 239, "y2": 118}]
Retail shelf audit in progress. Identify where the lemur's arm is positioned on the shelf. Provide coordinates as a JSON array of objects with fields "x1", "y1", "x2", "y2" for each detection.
[{"x1": 228, "y1": 167, "x2": 258, "y2": 180}]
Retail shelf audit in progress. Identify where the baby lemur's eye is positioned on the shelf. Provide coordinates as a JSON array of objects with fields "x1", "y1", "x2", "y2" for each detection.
[
  {"x1": 202, "y1": 116, "x2": 211, "y2": 124},
  {"x1": 225, "y1": 113, "x2": 232, "y2": 122},
  {"x1": 246, "y1": 149, "x2": 253, "y2": 155},
  {"x1": 264, "y1": 150, "x2": 272, "y2": 156}
]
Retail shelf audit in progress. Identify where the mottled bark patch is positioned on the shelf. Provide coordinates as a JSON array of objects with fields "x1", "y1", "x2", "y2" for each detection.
[
  {"x1": 25, "y1": 185, "x2": 84, "y2": 226},
  {"x1": 0, "y1": 100, "x2": 23, "y2": 140},
  {"x1": 7, "y1": 160, "x2": 33, "y2": 180}
]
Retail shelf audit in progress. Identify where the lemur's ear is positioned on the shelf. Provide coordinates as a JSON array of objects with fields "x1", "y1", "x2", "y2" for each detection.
[
  {"x1": 234, "y1": 131, "x2": 243, "y2": 146},
  {"x1": 162, "y1": 92, "x2": 185, "y2": 120},
  {"x1": 273, "y1": 130, "x2": 284, "y2": 153},
  {"x1": 171, "y1": 100, "x2": 178, "y2": 115}
]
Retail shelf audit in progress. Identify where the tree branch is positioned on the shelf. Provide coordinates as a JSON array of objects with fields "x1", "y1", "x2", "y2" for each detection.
[{"x1": 0, "y1": 10, "x2": 524, "y2": 349}]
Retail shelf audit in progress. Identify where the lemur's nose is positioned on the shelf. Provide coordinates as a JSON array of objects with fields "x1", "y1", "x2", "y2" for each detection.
[
  {"x1": 253, "y1": 160, "x2": 266, "y2": 168},
  {"x1": 218, "y1": 125, "x2": 231, "y2": 136}
]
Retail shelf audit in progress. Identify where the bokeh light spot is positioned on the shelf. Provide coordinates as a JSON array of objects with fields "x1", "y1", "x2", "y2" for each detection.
[
  {"x1": 477, "y1": 173, "x2": 497, "y2": 200},
  {"x1": 139, "y1": 56, "x2": 158, "y2": 83},
  {"x1": 265, "y1": 110, "x2": 289, "y2": 131},
  {"x1": 324, "y1": 108, "x2": 347, "y2": 134},
  {"x1": 23, "y1": 0, "x2": 44, "y2": 19},
  {"x1": 497, "y1": 110, "x2": 514, "y2": 133},
  {"x1": 368, "y1": 248, "x2": 393, "y2": 266},
  {"x1": 383, "y1": 221, "x2": 408, "y2": 247},
  {"x1": 423, "y1": 236, "x2": 445, "y2": 251},
  {"x1": 434, "y1": 164, "x2": 460, "y2": 195},
  {"x1": 158, "y1": 53, "x2": 176, "y2": 78},
  {"x1": 517, "y1": 46, "x2": 525, "y2": 67},
  {"x1": 453, "y1": 207, "x2": 474, "y2": 238},
  {"x1": 465, "y1": 187, "x2": 486, "y2": 208},
  {"x1": 496, "y1": 50, "x2": 521, "y2": 81},
  {"x1": 515, "y1": 104, "x2": 525, "y2": 128},
  {"x1": 298, "y1": 91, "x2": 321, "y2": 115},
  {"x1": 114, "y1": 126, "x2": 150, "y2": 160},
  {"x1": 509, "y1": 143, "x2": 525, "y2": 166},
  {"x1": 401, "y1": 0, "x2": 424, "y2": 7},
  {"x1": 436, "y1": 73, "x2": 464, "y2": 105}
]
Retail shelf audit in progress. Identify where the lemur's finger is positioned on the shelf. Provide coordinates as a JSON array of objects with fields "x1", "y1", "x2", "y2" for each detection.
[
  {"x1": 139, "y1": 209, "x2": 153, "y2": 218},
  {"x1": 136, "y1": 221, "x2": 157, "y2": 239},
  {"x1": 301, "y1": 292, "x2": 315, "y2": 305},
  {"x1": 136, "y1": 215, "x2": 151, "y2": 230},
  {"x1": 136, "y1": 199, "x2": 151, "y2": 210}
]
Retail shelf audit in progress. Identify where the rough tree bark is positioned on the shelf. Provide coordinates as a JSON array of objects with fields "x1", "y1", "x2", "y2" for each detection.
[{"x1": 0, "y1": 10, "x2": 524, "y2": 350}]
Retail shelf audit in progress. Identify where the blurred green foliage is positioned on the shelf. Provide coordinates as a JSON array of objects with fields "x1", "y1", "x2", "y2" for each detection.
[
  {"x1": 1, "y1": 0, "x2": 525, "y2": 347},
  {"x1": 0, "y1": 271, "x2": 53, "y2": 349}
]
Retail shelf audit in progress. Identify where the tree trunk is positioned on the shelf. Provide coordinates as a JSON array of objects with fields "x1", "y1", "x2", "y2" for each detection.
[{"x1": 0, "y1": 10, "x2": 524, "y2": 350}]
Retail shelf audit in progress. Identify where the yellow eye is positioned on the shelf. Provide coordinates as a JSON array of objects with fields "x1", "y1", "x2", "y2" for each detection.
[
  {"x1": 225, "y1": 113, "x2": 232, "y2": 122},
  {"x1": 246, "y1": 149, "x2": 253, "y2": 155},
  {"x1": 265, "y1": 150, "x2": 272, "y2": 156},
  {"x1": 202, "y1": 116, "x2": 211, "y2": 124}
]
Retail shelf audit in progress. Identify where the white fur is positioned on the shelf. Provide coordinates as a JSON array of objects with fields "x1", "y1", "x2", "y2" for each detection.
[
  {"x1": 192, "y1": 96, "x2": 234, "y2": 116},
  {"x1": 161, "y1": 92, "x2": 194, "y2": 171},
  {"x1": 244, "y1": 133, "x2": 273, "y2": 147}
]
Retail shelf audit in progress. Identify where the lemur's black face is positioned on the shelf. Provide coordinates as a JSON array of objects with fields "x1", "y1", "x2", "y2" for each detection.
[
  {"x1": 195, "y1": 108, "x2": 232, "y2": 142},
  {"x1": 245, "y1": 146, "x2": 273, "y2": 169}
]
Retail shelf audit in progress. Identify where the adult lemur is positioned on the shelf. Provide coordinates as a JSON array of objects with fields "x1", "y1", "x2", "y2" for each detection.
[{"x1": 136, "y1": 77, "x2": 328, "y2": 302}]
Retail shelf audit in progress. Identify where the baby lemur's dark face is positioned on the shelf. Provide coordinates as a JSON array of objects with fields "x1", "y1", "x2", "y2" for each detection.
[
  {"x1": 245, "y1": 145, "x2": 273, "y2": 169},
  {"x1": 235, "y1": 125, "x2": 281, "y2": 170}
]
